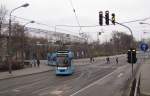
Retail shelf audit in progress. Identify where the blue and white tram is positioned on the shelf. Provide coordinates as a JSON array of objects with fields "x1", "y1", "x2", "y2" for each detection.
[
  {"x1": 47, "y1": 52, "x2": 57, "y2": 66},
  {"x1": 55, "y1": 50, "x2": 74, "y2": 75}
]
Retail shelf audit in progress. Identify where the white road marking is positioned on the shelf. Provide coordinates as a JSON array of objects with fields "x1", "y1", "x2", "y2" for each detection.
[
  {"x1": 118, "y1": 73, "x2": 123, "y2": 78},
  {"x1": 51, "y1": 90, "x2": 63, "y2": 95},
  {"x1": 38, "y1": 90, "x2": 63, "y2": 96},
  {"x1": 70, "y1": 65, "x2": 128, "y2": 96},
  {"x1": 12, "y1": 89, "x2": 20, "y2": 92}
]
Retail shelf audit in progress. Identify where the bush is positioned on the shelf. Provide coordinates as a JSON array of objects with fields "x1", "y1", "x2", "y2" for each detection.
[
  {"x1": 11, "y1": 60, "x2": 24, "y2": 70},
  {"x1": 0, "y1": 60, "x2": 24, "y2": 71}
]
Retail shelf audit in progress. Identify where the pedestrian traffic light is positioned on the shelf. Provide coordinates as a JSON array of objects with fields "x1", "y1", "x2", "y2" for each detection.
[
  {"x1": 105, "y1": 11, "x2": 109, "y2": 25},
  {"x1": 111, "y1": 13, "x2": 115, "y2": 25},
  {"x1": 99, "y1": 11, "x2": 103, "y2": 26},
  {"x1": 127, "y1": 49, "x2": 137, "y2": 64}
]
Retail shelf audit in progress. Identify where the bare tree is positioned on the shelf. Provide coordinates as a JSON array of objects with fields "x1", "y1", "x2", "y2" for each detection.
[
  {"x1": 111, "y1": 31, "x2": 136, "y2": 54},
  {"x1": 10, "y1": 23, "x2": 24, "y2": 60},
  {"x1": 0, "y1": 5, "x2": 7, "y2": 63},
  {"x1": 0, "y1": 4, "x2": 7, "y2": 35}
]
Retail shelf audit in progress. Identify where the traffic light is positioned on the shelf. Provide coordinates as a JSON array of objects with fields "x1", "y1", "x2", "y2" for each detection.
[
  {"x1": 99, "y1": 11, "x2": 103, "y2": 26},
  {"x1": 99, "y1": 32, "x2": 101, "y2": 35},
  {"x1": 127, "y1": 50, "x2": 132, "y2": 63},
  {"x1": 132, "y1": 49, "x2": 137, "y2": 63},
  {"x1": 111, "y1": 13, "x2": 115, "y2": 25},
  {"x1": 127, "y1": 49, "x2": 137, "y2": 64},
  {"x1": 105, "y1": 11, "x2": 109, "y2": 25}
]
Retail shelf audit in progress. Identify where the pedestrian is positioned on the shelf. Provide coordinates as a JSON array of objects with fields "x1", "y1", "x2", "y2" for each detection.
[
  {"x1": 33, "y1": 58, "x2": 36, "y2": 67},
  {"x1": 37, "y1": 59, "x2": 40, "y2": 67},
  {"x1": 92, "y1": 57, "x2": 95, "y2": 62},
  {"x1": 90, "y1": 56, "x2": 93, "y2": 63},
  {"x1": 106, "y1": 57, "x2": 110, "y2": 64},
  {"x1": 116, "y1": 57, "x2": 118, "y2": 64}
]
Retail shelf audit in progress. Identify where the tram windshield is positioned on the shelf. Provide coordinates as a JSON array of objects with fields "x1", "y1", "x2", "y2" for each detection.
[{"x1": 57, "y1": 56, "x2": 70, "y2": 67}]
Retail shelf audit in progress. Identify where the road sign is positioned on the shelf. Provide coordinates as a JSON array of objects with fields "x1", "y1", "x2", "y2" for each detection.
[{"x1": 140, "y1": 43, "x2": 149, "y2": 52}]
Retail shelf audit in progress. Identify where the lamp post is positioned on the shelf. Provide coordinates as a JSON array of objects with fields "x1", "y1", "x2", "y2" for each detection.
[
  {"x1": 21, "y1": 20, "x2": 34, "y2": 66},
  {"x1": 8, "y1": 3, "x2": 29, "y2": 74},
  {"x1": 139, "y1": 22, "x2": 150, "y2": 42}
]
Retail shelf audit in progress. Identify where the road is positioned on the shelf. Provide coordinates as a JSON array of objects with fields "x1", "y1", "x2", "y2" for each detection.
[{"x1": 0, "y1": 55, "x2": 141, "y2": 96}]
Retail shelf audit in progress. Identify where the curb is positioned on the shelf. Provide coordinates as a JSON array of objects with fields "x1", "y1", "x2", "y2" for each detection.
[{"x1": 0, "y1": 68, "x2": 54, "y2": 81}]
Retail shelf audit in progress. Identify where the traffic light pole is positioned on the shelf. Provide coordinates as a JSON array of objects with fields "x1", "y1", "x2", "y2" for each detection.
[
  {"x1": 104, "y1": 16, "x2": 134, "y2": 76},
  {"x1": 115, "y1": 22, "x2": 134, "y2": 76}
]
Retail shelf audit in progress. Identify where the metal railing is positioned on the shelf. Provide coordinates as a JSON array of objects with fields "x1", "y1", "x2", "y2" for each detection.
[{"x1": 134, "y1": 73, "x2": 141, "y2": 96}]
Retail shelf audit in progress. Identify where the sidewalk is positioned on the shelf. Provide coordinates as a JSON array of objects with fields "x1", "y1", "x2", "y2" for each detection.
[
  {"x1": 140, "y1": 59, "x2": 150, "y2": 96},
  {"x1": 0, "y1": 64, "x2": 54, "y2": 80}
]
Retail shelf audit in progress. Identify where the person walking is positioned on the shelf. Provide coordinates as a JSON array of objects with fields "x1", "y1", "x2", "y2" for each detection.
[
  {"x1": 92, "y1": 57, "x2": 95, "y2": 62},
  {"x1": 106, "y1": 57, "x2": 110, "y2": 64},
  {"x1": 90, "y1": 56, "x2": 93, "y2": 63},
  {"x1": 116, "y1": 57, "x2": 118, "y2": 64},
  {"x1": 32, "y1": 58, "x2": 36, "y2": 67},
  {"x1": 37, "y1": 59, "x2": 40, "y2": 67}
]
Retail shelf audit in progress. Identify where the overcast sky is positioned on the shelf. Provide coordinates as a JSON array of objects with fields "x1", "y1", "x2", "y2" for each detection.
[{"x1": 1, "y1": 0, "x2": 150, "y2": 42}]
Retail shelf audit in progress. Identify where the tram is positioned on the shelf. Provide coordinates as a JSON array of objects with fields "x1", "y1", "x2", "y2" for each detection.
[
  {"x1": 47, "y1": 52, "x2": 57, "y2": 66},
  {"x1": 55, "y1": 50, "x2": 74, "y2": 75}
]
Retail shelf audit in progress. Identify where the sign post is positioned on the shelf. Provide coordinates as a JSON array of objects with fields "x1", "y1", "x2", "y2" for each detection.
[
  {"x1": 140, "y1": 43, "x2": 148, "y2": 52},
  {"x1": 140, "y1": 43, "x2": 149, "y2": 62}
]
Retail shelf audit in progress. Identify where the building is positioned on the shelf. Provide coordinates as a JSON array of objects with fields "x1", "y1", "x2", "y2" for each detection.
[{"x1": 26, "y1": 27, "x2": 85, "y2": 44}]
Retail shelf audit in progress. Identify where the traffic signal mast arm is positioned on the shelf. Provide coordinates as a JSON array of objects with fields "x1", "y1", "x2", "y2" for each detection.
[
  {"x1": 115, "y1": 21, "x2": 134, "y2": 48},
  {"x1": 102, "y1": 15, "x2": 134, "y2": 47}
]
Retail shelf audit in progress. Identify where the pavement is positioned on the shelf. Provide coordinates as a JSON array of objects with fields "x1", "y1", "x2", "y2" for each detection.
[
  {"x1": 0, "y1": 64, "x2": 54, "y2": 80},
  {"x1": 140, "y1": 58, "x2": 150, "y2": 96}
]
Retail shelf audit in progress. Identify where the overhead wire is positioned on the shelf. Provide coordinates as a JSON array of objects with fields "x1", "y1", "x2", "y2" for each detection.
[
  {"x1": 11, "y1": 15, "x2": 78, "y2": 35},
  {"x1": 121, "y1": 16, "x2": 150, "y2": 24},
  {"x1": 68, "y1": 0, "x2": 82, "y2": 34},
  {"x1": 8, "y1": 15, "x2": 150, "y2": 33}
]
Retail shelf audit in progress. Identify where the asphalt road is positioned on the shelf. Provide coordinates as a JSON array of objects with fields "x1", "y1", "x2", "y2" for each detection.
[{"x1": 0, "y1": 55, "x2": 141, "y2": 96}]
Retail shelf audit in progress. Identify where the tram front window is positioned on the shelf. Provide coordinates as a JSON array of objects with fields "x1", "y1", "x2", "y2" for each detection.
[{"x1": 57, "y1": 57, "x2": 69, "y2": 67}]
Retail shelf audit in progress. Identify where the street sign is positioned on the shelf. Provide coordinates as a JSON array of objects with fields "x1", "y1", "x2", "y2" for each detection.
[{"x1": 140, "y1": 43, "x2": 149, "y2": 52}]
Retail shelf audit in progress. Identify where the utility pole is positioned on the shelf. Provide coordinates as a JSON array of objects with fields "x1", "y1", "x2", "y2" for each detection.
[
  {"x1": 99, "y1": 11, "x2": 134, "y2": 76},
  {"x1": 8, "y1": 3, "x2": 29, "y2": 74},
  {"x1": 21, "y1": 21, "x2": 34, "y2": 66}
]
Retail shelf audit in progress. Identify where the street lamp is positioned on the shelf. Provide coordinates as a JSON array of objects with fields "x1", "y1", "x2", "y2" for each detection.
[
  {"x1": 21, "y1": 20, "x2": 34, "y2": 66},
  {"x1": 8, "y1": 3, "x2": 29, "y2": 74},
  {"x1": 139, "y1": 22, "x2": 150, "y2": 26},
  {"x1": 139, "y1": 22, "x2": 150, "y2": 42},
  {"x1": 24, "y1": 21, "x2": 35, "y2": 26}
]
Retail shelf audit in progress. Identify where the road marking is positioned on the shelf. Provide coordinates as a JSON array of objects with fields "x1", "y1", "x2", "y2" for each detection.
[
  {"x1": 70, "y1": 64, "x2": 128, "y2": 96},
  {"x1": 51, "y1": 90, "x2": 63, "y2": 95},
  {"x1": 38, "y1": 90, "x2": 63, "y2": 96},
  {"x1": 118, "y1": 73, "x2": 123, "y2": 78},
  {"x1": 12, "y1": 89, "x2": 20, "y2": 92}
]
